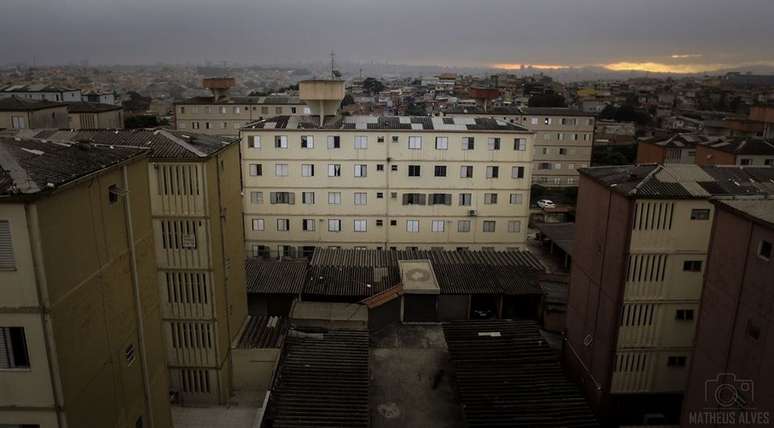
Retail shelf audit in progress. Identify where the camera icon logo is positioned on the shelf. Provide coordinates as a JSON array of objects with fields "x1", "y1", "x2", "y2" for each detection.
[{"x1": 705, "y1": 373, "x2": 754, "y2": 408}]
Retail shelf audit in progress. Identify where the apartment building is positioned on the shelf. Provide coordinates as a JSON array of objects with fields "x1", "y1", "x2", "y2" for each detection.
[
  {"x1": 0, "y1": 137, "x2": 172, "y2": 428},
  {"x1": 0, "y1": 97, "x2": 68, "y2": 129},
  {"x1": 35, "y1": 128, "x2": 249, "y2": 405},
  {"x1": 241, "y1": 83, "x2": 534, "y2": 257},
  {"x1": 750, "y1": 105, "x2": 774, "y2": 139},
  {"x1": 564, "y1": 163, "x2": 774, "y2": 426},
  {"x1": 638, "y1": 133, "x2": 774, "y2": 166},
  {"x1": 445, "y1": 107, "x2": 595, "y2": 186},
  {"x1": 173, "y1": 78, "x2": 308, "y2": 136},
  {"x1": 0, "y1": 84, "x2": 81, "y2": 103},
  {"x1": 681, "y1": 199, "x2": 774, "y2": 426},
  {"x1": 66, "y1": 102, "x2": 124, "y2": 129}
]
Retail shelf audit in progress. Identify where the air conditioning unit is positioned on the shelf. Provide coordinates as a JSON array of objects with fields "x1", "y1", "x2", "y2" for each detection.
[{"x1": 468, "y1": 210, "x2": 477, "y2": 217}]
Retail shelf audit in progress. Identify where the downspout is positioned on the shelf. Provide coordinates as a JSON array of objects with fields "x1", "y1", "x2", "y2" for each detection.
[
  {"x1": 122, "y1": 165, "x2": 155, "y2": 428},
  {"x1": 26, "y1": 203, "x2": 68, "y2": 428},
  {"x1": 215, "y1": 153, "x2": 235, "y2": 400}
]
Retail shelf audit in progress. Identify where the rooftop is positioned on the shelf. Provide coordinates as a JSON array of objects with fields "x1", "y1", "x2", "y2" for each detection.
[
  {"x1": 643, "y1": 133, "x2": 774, "y2": 154},
  {"x1": 174, "y1": 95, "x2": 303, "y2": 106},
  {"x1": 534, "y1": 222, "x2": 576, "y2": 255},
  {"x1": 235, "y1": 315, "x2": 287, "y2": 349},
  {"x1": 523, "y1": 107, "x2": 596, "y2": 117},
  {"x1": 0, "y1": 96, "x2": 66, "y2": 111},
  {"x1": 0, "y1": 136, "x2": 146, "y2": 198},
  {"x1": 242, "y1": 115, "x2": 529, "y2": 132},
  {"x1": 714, "y1": 199, "x2": 774, "y2": 228},
  {"x1": 33, "y1": 129, "x2": 236, "y2": 160},
  {"x1": 65, "y1": 101, "x2": 122, "y2": 113},
  {"x1": 265, "y1": 329, "x2": 369, "y2": 428},
  {"x1": 0, "y1": 84, "x2": 78, "y2": 93},
  {"x1": 443, "y1": 320, "x2": 599, "y2": 427},
  {"x1": 580, "y1": 163, "x2": 774, "y2": 199}
]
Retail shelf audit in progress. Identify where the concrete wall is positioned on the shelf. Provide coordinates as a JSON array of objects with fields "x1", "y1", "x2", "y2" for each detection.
[
  {"x1": 682, "y1": 205, "x2": 774, "y2": 425},
  {"x1": 232, "y1": 348, "x2": 280, "y2": 391},
  {"x1": 241, "y1": 128, "x2": 533, "y2": 255},
  {"x1": 636, "y1": 142, "x2": 667, "y2": 164},
  {"x1": 68, "y1": 109, "x2": 124, "y2": 129},
  {"x1": 1, "y1": 159, "x2": 172, "y2": 428},
  {"x1": 174, "y1": 103, "x2": 308, "y2": 136},
  {"x1": 0, "y1": 106, "x2": 68, "y2": 129}
]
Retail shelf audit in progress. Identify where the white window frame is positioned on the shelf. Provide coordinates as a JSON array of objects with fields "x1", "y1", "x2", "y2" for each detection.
[
  {"x1": 328, "y1": 192, "x2": 341, "y2": 205},
  {"x1": 354, "y1": 164, "x2": 367, "y2": 177},
  {"x1": 354, "y1": 135, "x2": 368, "y2": 149},
  {"x1": 328, "y1": 164, "x2": 341, "y2": 177},
  {"x1": 435, "y1": 136, "x2": 448, "y2": 150},
  {"x1": 275, "y1": 135, "x2": 288, "y2": 149},
  {"x1": 301, "y1": 164, "x2": 315, "y2": 177},
  {"x1": 252, "y1": 219, "x2": 265, "y2": 231},
  {"x1": 275, "y1": 163, "x2": 289, "y2": 177},
  {"x1": 328, "y1": 219, "x2": 342, "y2": 232},
  {"x1": 431, "y1": 220, "x2": 445, "y2": 232},
  {"x1": 354, "y1": 192, "x2": 368, "y2": 206},
  {"x1": 408, "y1": 136, "x2": 422, "y2": 150},
  {"x1": 406, "y1": 220, "x2": 420, "y2": 233},
  {"x1": 301, "y1": 135, "x2": 314, "y2": 149},
  {"x1": 354, "y1": 219, "x2": 367, "y2": 232}
]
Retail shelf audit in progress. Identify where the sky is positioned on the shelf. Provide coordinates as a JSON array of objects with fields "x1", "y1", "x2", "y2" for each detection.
[{"x1": 2, "y1": 0, "x2": 774, "y2": 73}]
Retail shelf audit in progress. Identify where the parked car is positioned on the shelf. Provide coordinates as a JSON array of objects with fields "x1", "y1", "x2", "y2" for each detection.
[{"x1": 537, "y1": 199, "x2": 557, "y2": 209}]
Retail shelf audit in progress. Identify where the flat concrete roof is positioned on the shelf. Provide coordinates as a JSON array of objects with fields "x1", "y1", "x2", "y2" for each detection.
[{"x1": 399, "y1": 260, "x2": 440, "y2": 295}]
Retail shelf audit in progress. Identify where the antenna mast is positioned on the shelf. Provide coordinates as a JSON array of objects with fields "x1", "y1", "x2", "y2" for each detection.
[{"x1": 330, "y1": 50, "x2": 336, "y2": 80}]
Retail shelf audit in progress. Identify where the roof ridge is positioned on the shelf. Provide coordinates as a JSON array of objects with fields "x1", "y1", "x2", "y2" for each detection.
[{"x1": 155, "y1": 129, "x2": 207, "y2": 157}]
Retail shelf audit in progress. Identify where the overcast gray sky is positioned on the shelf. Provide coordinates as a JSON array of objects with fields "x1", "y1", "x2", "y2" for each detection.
[{"x1": 2, "y1": 0, "x2": 773, "y2": 72}]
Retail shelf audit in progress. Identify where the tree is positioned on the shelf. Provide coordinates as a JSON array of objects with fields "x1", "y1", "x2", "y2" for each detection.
[
  {"x1": 528, "y1": 94, "x2": 566, "y2": 108},
  {"x1": 405, "y1": 102, "x2": 426, "y2": 116},
  {"x1": 341, "y1": 94, "x2": 354, "y2": 107},
  {"x1": 362, "y1": 77, "x2": 385, "y2": 95},
  {"x1": 124, "y1": 115, "x2": 160, "y2": 129}
]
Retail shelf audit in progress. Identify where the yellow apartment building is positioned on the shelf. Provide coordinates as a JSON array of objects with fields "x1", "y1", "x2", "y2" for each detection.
[{"x1": 0, "y1": 137, "x2": 171, "y2": 428}]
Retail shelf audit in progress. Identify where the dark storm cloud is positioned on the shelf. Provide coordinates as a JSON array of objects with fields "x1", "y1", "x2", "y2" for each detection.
[{"x1": 1, "y1": 0, "x2": 773, "y2": 70}]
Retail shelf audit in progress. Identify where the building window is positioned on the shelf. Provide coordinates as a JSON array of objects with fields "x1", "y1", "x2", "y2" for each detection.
[
  {"x1": 462, "y1": 136, "x2": 475, "y2": 150},
  {"x1": 354, "y1": 164, "x2": 368, "y2": 177},
  {"x1": 275, "y1": 107, "x2": 282, "y2": 114},
  {"x1": 0, "y1": 327, "x2": 30, "y2": 369},
  {"x1": 406, "y1": 220, "x2": 419, "y2": 233},
  {"x1": 458, "y1": 220, "x2": 471, "y2": 233},
  {"x1": 459, "y1": 193, "x2": 472, "y2": 206},
  {"x1": 391, "y1": 165, "x2": 398, "y2": 172},
  {"x1": 291, "y1": 107, "x2": 297, "y2": 114},
  {"x1": 301, "y1": 135, "x2": 314, "y2": 149},
  {"x1": 270, "y1": 192, "x2": 295, "y2": 204},
  {"x1": 429, "y1": 193, "x2": 451, "y2": 205},
  {"x1": 301, "y1": 164, "x2": 315, "y2": 177},
  {"x1": 377, "y1": 192, "x2": 384, "y2": 199},
  {"x1": 483, "y1": 221, "x2": 496, "y2": 232},
  {"x1": 302, "y1": 192, "x2": 315, "y2": 204},
  {"x1": 377, "y1": 136, "x2": 385, "y2": 143},
  {"x1": 125, "y1": 344, "x2": 136, "y2": 366},
  {"x1": 675, "y1": 309, "x2": 694, "y2": 321},
  {"x1": 354, "y1": 192, "x2": 368, "y2": 205},
  {"x1": 667, "y1": 356, "x2": 687, "y2": 367},
  {"x1": 514, "y1": 138, "x2": 527, "y2": 151},
  {"x1": 328, "y1": 164, "x2": 341, "y2": 177},
  {"x1": 432, "y1": 220, "x2": 445, "y2": 232},
  {"x1": 683, "y1": 260, "x2": 703, "y2": 272},
  {"x1": 402, "y1": 193, "x2": 426, "y2": 205},
  {"x1": 759, "y1": 240, "x2": 772, "y2": 261},
  {"x1": 740, "y1": 159, "x2": 752, "y2": 166},
  {"x1": 249, "y1": 164, "x2": 262, "y2": 176},
  {"x1": 487, "y1": 137, "x2": 501, "y2": 150},
  {"x1": 250, "y1": 192, "x2": 264, "y2": 204},
  {"x1": 376, "y1": 219, "x2": 384, "y2": 227},
  {"x1": 328, "y1": 219, "x2": 342, "y2": 232},
  {"x1": 274, "y1": 136, "x2": 288, "y2": 149},
  {"x1": 509, "y1": 193, "x2": 523, "y2": 204},
  {"x1": 247, "y1": 135, "x2": 261, "y2": 148},
  {"x1": 434, "y1": 165, "x2": 447, "y2": 177},
  {"x1": 435, "y1": 137, "x2": 448, "y2": 150},
  {"x1": 275, "y1": 164, "x2": 289, "y2": 176},
  {"x1": 408, "y1": 165, "x2": 421, "y2": 177},
  {"x1": 408, "y1": 136, "x2": 422, "y2": 149},
  {"x1": 544, "y1": 117, "x2": 551, "y2": 125},
  {"x1": 484, "y1": 193, "x2": 498, "y2": 204},
  {"x1": 376, "y1": 164, "x2": 384, "y2": 172},
  {"x1": 512, "y1": 166, "x2": 525, "y2": 178},
  {"x1": 328, "y1": 192, "x2": 341, "y2": 205},
  {"x1": 460, "y1": 165, "x2": 473, "y2": 178},
  {"x1": 392, "y1": 136, "x2": 399, "y2": 143},
  {"x1": 327, "y1": 135, "x2": 341, "y2": 149},
  {"x1": 354, "y1": 219, "x2": 367, "y2": 232},
  {"x1": 690, "y1": 209, "x2": 710, "y2": 220},
  {"x1": 354, "y1": 135, "x2": 368, "y2": 149},
  {"x1": 486, "y1": 166, "x2": 499, "y2": 178},
  {"x1": 276, "y1": 219, "x2": 290, "y2": 231},
  {"x1": 507, "y1": 220, "x2": 521, "y2": 233}
]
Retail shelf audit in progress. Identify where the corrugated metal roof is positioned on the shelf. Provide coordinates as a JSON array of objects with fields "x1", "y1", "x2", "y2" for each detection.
[
  {"x1": 444, "y1": 320, "x2": 599, "y2": 428},
  {"x1": 246, "y1": 258, "x2": 307, "y2": 295},
  {"x1": 235, "y1": 315, "x2": 287, "y2": 349},
  {"x1": 266, "y1": 329, "x2": 369, "y2": 428}
]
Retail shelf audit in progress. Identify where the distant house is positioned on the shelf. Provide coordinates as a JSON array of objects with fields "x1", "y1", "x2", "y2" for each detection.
[
  {"x1": 0, "y1": 84, "x2": 81, "y2": 102},
  {"x1": 0, "y1": 96, "x2": 68, "y2": 129},
  {"x1": 66, "y1": 102, "x2": 124, "y2": 129},
  {"x1": 696, "y1": 137, "x2": 774, "y2": 166}
]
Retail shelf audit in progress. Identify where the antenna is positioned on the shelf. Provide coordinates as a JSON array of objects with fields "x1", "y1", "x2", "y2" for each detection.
[{"x1": 330, "y1": 50, "x2": 336, "y2": 80}]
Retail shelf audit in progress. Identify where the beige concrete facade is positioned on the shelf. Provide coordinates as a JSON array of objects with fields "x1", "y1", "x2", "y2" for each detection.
[
  {"x1": 445, "y1": 109, "x2": 595, "y2": 187},
  {"x1": 0, "y1": 159, "x2": 172, "y2": 428},
  {"x1": 68, "y1": 108, "x2": 124, "y2": 129},
  {"x1": 0, "y1": 106, "x2": 68, "y2": 129},
  {"x1": 174, "y1": 100, "x2": 308, "y2": 136},
  {"x1": 609, "y1": 198, "x2": 711, "y2": 395},
  {"x1": 148, "y1": 144, "x2": 247, "y2": 405},
  {"x1": 240, "y1": 123, "x2": 534, "y2": 257}
]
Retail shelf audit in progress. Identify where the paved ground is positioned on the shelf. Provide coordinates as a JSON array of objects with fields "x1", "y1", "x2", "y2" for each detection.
[
  {"x1": 526, "y1": 227, "x2": 569, "y2": 274},
  {"x1": 370, "y1": 324, "x2": 465, "y2": 428},
  {"x1": 172, "y1": 390, "x2": 263, "y2": 428}
]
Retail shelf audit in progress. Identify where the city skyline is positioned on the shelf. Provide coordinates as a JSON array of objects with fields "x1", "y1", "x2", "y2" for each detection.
[{"x1": 2, "y1": 0, "x2": 773, "y2": 73}]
